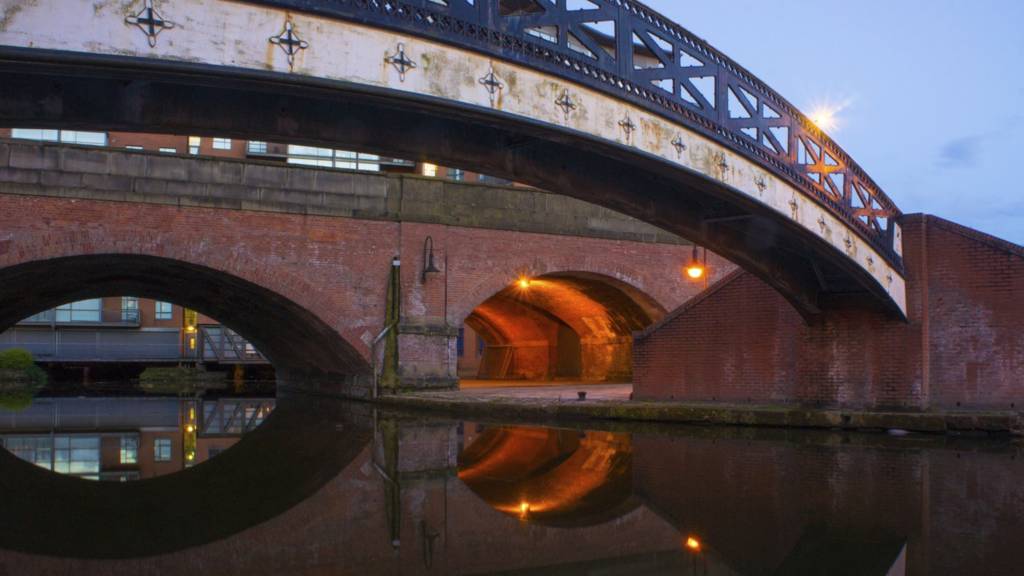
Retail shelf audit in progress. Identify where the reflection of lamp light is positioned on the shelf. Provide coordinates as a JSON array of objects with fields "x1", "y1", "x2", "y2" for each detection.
[
  {"x1": 685, "y1": 245, "x2": 705, "y2": 280},
  {"x1": 422, "y1": 236, "x2": 441, "y2": 283},
  {"x1": 519, "y1": 501, "x2": 530, "y2": 518}
]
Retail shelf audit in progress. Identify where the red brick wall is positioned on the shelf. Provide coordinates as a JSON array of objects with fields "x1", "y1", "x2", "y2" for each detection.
[{"x1": 635, "y1": 215, "x2": 1024, "y2": 410}]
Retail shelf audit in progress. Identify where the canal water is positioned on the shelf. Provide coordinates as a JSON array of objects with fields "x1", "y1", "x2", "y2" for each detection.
[{"x1": 0, "y1": 385, "x2": 1022, "y2": 575}]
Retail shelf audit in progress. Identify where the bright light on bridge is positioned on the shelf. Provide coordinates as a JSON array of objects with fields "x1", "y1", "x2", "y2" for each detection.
[{"x1": 809, "y1": 106, "x2": 838, "y2": 132}]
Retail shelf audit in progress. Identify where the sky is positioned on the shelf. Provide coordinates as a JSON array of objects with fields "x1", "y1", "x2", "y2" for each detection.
[{"x1": 643, "y1": 0, "x2": 1024, "y2": 243}]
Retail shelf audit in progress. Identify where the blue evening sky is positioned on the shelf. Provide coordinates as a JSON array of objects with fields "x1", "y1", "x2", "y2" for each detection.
[{"x1": 645, "y1": 0, "x2": 1024, "y2": 243}]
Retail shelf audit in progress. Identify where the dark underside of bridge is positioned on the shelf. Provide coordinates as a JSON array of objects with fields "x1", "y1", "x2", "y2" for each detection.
[
  {"x1": 0, "y1": 51, "x2": 901, "y2": 321},
  {"x1": 0, "y1": 255, "x2": 368, "y2": 385}
]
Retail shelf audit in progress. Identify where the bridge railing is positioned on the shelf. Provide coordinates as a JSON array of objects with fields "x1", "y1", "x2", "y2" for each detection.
[{"x1": 248, "y1": 0, "x2": 902, "y2": 268}]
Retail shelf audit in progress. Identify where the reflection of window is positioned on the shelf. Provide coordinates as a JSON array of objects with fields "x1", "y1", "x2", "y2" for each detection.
[
  {"x1": 3, "y1": 436, "x2": 54, "y2": 470},
  {"x1": 155, "y1": 301, "x2": 173, "y2": 320},
  {"x1": 55, "y1": 436, "x2": 100, "y2": 475},
  {"x1": 55, "y1": 299, "x2": 102, "y2": 322},
  {"x1": 120, "y1": 436, "x2": 138, "y2": 464},
  {"x1": 212, "y1": 137, "x2": 232, "y2": 150},
  {"x1": 154, "y1": 438, "x2": 172, "y2": 462}
]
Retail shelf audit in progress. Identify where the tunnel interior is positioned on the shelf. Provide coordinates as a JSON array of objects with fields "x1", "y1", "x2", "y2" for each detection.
[
  {"x1": 458, "y1": 273, "x2": 666, "y2": 385},
  {"x1": 0, "y1": 255, "x2": 370, "y2": 390}
]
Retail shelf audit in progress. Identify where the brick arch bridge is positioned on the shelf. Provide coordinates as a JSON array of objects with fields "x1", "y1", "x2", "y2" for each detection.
[
  {"x1": 0, "y1": 142, "x2": 713, "y2": 391},
  {"x1": 0, "y1": 0, "x2": 907, "y2": 320}
]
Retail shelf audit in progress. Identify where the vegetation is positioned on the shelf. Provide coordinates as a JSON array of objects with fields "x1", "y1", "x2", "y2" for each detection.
[
  {"x1": 139, "y1": 365, "x2": 226, "y2": 395},
  {"x1": 0, "y1": 348, "x2": 47, "y2": 411}
]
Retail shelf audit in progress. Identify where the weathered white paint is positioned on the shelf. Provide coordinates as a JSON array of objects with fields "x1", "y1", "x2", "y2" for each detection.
[{"x1": 0, "y1": 0, "x2": 907, "y2": 314}]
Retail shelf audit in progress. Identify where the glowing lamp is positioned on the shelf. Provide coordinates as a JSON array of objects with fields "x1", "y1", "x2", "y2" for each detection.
[
  {"x1": 685, "y1": 536, "x2": 701, "y2": 552},
  {"x1": 517, "y1": 277, "x2": 532, "y2": 289},
  {"x1": 685, "y1": 246, "x2": 705, "y2": 280},
  {"x1": 519, "y1": 501, "x2": 530, "y2": 516}
]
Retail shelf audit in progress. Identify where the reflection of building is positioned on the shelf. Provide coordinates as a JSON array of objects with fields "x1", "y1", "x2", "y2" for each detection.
[{"x1": 0, "y1": 397, "x2": 273, "y2": 480}]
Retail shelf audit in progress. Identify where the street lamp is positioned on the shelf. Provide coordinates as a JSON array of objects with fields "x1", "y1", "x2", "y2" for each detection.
[
  {"x1": 685, "y1": 245, "x2": 706, "y2": 281},
  {"x1": 421, "y1": 236, "x2": 441, "y2": 283}
]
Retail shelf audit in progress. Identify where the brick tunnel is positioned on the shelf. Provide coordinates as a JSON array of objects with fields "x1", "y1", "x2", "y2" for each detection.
[{"x1": 458, "y1": 272, "x2": 667, "y2": 386}]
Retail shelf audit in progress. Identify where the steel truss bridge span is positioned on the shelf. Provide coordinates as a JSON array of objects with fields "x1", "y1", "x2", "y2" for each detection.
[{"x1": 0, "y1": 0, "x2": 906, "y2": 317}]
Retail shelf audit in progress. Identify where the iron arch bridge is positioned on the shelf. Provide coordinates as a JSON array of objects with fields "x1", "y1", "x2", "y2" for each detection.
[{"x1": 0, "y1": 0, "x2": 906, "y2": 317}]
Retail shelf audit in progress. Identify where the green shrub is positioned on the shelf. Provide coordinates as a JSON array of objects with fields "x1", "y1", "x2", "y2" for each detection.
[{"x1": 0, "y1": 348, "x2": 34, "y2": 370}]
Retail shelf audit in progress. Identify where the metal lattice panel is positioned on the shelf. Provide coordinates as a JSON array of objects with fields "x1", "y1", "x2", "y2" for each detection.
[{"x1": 245, "y1": 0, "x2": 902, "y2": 267}]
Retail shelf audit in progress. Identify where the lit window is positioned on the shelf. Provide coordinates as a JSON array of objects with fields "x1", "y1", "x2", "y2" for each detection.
[
  {"x1": 155, "y1": 301, "x2": 173, "y2": 320},
  {"x1": 159, "y1": 147, "x2": 176, "y2": 154},
  {"x1": 120, "y1": 436, "x2": 138, "y2": 464},
  {"x1": 59, "y1": 131, "x2": 107, "y2": 146},
  {"x1": 247, "y1": 140, "x2": 267, "y2": 154},
  {"x1": 212, "y1": 137, "x2": 232, "y2": 150},
  {"x1": 188, "y1": 136, "x2": 201, "y2": 155},
  {"x1": 55, "y1": 299, "x2": 102, "y2": 323},
  {"x1": 449, "y1": 168, "x2": 465, "y2": 181},
  {"x1": 11, "y1": 128, "x2": 59, "y2": 142},
  {"x1": 121, "y1": 296, "x2": 139, "y2": 322},
  {"x1": 154, "y1": 438, "x2": 172, "y2": 462},
  {"x1": 421, "y1": 163, "x2": 438, "y2": 177},
  {"x1": 125, "y1": 145, "x2": 144, "y2": 151}
]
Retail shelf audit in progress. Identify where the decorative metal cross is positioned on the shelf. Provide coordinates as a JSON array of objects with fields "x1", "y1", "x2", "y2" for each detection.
[
  {"x1": 385, "y1": 43, "x2": 417, "y2": 82},
  {"x1": 555, "y1": 89, "x2": 576, "y2": 122},
  {"x1": 619, "y1": 115, "x2": 636, "y2": 142},
  {"x1": 479, "y1": 66, "x2": 504, "y2": 106},
  {"x1": 125, "y1": 0, "x2": 175, "y2": 48},
  {"x1": 671, "y1": 135, "x2": 687, "y2": 157},
  {"x1": 269, "y1": 21, "x2": 309, "y2": 70}
]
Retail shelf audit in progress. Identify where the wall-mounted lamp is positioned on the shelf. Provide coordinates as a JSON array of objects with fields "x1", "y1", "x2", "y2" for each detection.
[
  {"x1": 422, "y1": 236, "x2": 441, "y2": 283},
  {"x1": 685, "y1": 245, "x2": 706, "y2": 281}
]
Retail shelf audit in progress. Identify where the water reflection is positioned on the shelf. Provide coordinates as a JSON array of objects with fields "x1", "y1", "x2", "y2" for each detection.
[
  {"x1": 0, "y1": 394, "x2": 274, "y2": 480},
  {"x1": 0, "y1": 395, "x2": 1022, "y2": 575}
]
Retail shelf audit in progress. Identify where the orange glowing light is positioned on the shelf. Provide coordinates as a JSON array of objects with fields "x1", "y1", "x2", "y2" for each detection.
[
  {"x1": 685, "y1": 536, "x2": 702, "y2": 552},
  {"x1": 517, "y1": 277, "x2": 532, "y2": 289},
  {"x1": 685, "y1": 264, "x2": 705, "y2": 280},
  {"x1": 519, "y1": 501, "x2": 530, "y2": 515}
]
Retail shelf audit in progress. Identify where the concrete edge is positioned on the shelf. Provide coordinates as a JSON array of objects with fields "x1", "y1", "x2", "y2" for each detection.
[{"x1": 373, "y1": 394, "x2": 1024, "y2": 436}]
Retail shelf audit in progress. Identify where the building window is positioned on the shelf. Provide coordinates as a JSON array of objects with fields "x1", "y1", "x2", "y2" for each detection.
[
  {"x1": 120, "y1": 436, "x2": 138, "y2": 464},
  {"x1": 421, "y1": 163, "x2": 438, "y2": 177},
  {"x1": 121, "y1": 296, "x2": 139, "y2": 322},
  {"x1": 155, "y1": 301, "x2": 173, "y2": 320},
  {"x1": 449, "y1": 168, "x2": 465, "y2": 181},
  {"x1": 154, "y1": 438, "x2": 172, "y2": 462},
  {"x1": 54, "y1": 299, "x2": 102, "y2": 323},
  {"x1": 11, "y1": 128, "x2": 59, "y2": 142},
  {"x1": 212, "y1": 137, "x2": 232, "y2": 150},
  {"x1": 457, "y1": 328, "x2": 465, "y2": 357},
  {"x1": 12, "y1": 129, "x2": 107, "y2": 146},
  {"x1": 247, "y1": 140, "x2": 267, "y2": 154},
  {"x1": 188, "y1": 136, "x2": 201, "y2": 155},
  {"x1": 125, "y1": 145, "x2": 144, "y2": 151},
  {"x1": 159, "y1": 147, "x2": 177, "y2": 154}
]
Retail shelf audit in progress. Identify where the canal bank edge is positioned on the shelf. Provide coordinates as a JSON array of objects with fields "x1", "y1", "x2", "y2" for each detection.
[{"x1": 372, "y1": 393, "x2": 1024, "y2": 436}]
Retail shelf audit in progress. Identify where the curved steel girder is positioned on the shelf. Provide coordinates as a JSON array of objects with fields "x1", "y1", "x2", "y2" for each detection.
[
  {"x1": 245, "y1": 0, "x2": 902, "y2": 267},
  {"x1": 0, "y1": 55, "x2": 904, "y2": 320}
]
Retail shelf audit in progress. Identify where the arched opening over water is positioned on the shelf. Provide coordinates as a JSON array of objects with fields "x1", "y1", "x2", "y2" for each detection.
[
  {"x1": 458, "y1": 272, "x2": 666, "y2": 386},
  {"x1": 0, "y1": 254, "x2": 371, "y2": 390}
]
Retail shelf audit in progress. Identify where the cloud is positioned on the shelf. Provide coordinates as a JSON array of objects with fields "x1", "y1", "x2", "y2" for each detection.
[{"x1": 937, "y1": 135, "x2": 985, "y2": 169}]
